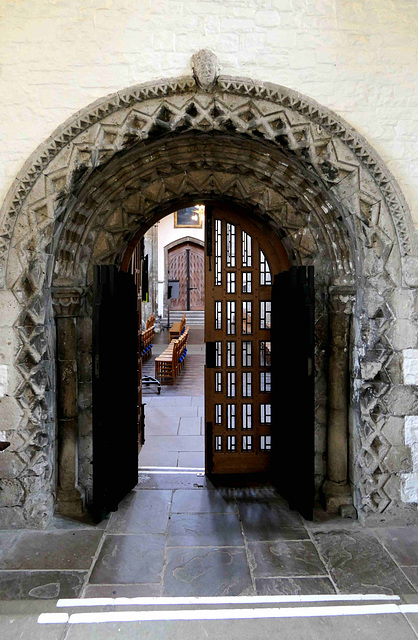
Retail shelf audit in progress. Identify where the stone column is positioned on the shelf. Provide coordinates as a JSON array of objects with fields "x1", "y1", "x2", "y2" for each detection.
[
  {"x1": 324, "y1": 286, "x2": 355, "y2": 513},
  {"x1": 52, "y1": 287, "x2": 85, "y2": 516}
]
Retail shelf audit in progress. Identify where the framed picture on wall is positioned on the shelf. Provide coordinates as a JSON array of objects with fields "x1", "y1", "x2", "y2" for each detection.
[{"x1": 174, "y1": 205, "x2": 204, "y2": 228}]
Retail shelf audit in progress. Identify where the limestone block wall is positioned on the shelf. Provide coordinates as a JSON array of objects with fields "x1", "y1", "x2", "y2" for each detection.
[{"x1": 0, "y1": 0, "x2": 417, "y2": 227}]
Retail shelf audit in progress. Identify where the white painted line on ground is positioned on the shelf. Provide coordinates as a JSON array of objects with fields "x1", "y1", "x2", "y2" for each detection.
[
  {"x1": 138, "y1": 470, "x2": 204, "y2": 475},
  {"x1": 399, "y1": 605, "x2": 418, "y2": 613},
  {"x1": 139, "y1": 466, "x2": 204, "y2": 471},
  {"x1": 38, "y1": 613, "x2": 69, "y2": 624},
  {"x1": 39, "y1": 604, "x2": 405, "y2": 624},
  {"x1": 56, "y1": 594, "x2": 401, "y2": 608},
  {"x1": 138, "y1": 466, "x2": 205, "y2": 471}
]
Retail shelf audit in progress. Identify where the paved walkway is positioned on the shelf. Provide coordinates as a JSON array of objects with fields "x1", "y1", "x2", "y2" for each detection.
[
  {"x1": 3, "y1": 322, "x2": 418, "y2": 638},
  {"x1": 140, "y1": 324, "x2": 205, "y2": 468},
  {"x1": 1, "y1": 478, "x2": 418, "y2": 602}
]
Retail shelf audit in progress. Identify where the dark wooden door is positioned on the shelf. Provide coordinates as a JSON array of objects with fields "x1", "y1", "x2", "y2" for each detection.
[
  {"x1": 168, "y1": 242, "x2": 205, "y2": 311},
  {"x1": 271, "y1": 266, "x2": 315, "y2": 520},
  {"x1": 92, "y1": 266, "x2": 140, "y2": 522},
  {"x1": 205, "y1": 205, "x2": 289, "y2": 474}
]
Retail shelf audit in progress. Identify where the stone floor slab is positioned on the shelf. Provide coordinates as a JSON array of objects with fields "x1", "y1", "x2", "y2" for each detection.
[
  {"x1": 144, "y1": 435, "x2": 204, "y2": 452},
  {"x1": 107, "y1": 490, "x2": 171, "y2": 534},
  {"x1": 178, "y1": 417, "x2": 202, "y2": 435},
  {"x1": 171, "y1": 489, "x2": 237, "y2": 514},
  {"x1": 237, "y1": 501, "x2": 306, "y2": 540},
  {"x1": 373, "y1": 527, "x2": 418, "y2": 566},
  {"x1": 255, "y1": 576, "x2": 336, "y2": 595},
  {"x1": 0, "y1": 603, "x2": 67, "y2": 640},
  {"x1": 163, "y1": 546, "x2": 253, "y2": 596},
  {"x1": 167, "y1": 513, "x2": 244, "y2": 547},
  {"x1": 145, "y1": 396, "x2": 193, "y2": 407},
  {"x1": 139, "y1": 451, "x2": 178, "y2": 467},
  {"x1": 401, "y1": 566, "x2": 418, "y2": 591},
  {"x1": 0, "y1": 530, "x2": 103, "y2": 571},
  {"x1": 46, "y1": 515, "x2": 108, "y2": 531},
  {"x1": 83, "y1": 583, "x2": 161, "y2": 598},
  {"x1": 248, "y1": 540, "x2": 327, "y2": 578},
  {"x1": 90, "y1": 534, "x2": 165, "y2": 584},
  {"x1": 135, "y1": 473, "x2": 213, "y2": 490},
  {"x1": 178, "y1": 451, "x2": 205, "y2": 467},
  {"x1": 0, "y1": 570, "x2": 87, "y2": 600},
  {"x1": 64, "y1": 615, "x2": 418, "y2": 640},
  {"x1": 142, "y1": 421, "x2": 180, "y2": 436},
  {"x1": 312, "y1": 530, "x2": 417, "y2": 595},
  {"x1": 148, "y1": 407, "x2": 199, "y2": 418}
]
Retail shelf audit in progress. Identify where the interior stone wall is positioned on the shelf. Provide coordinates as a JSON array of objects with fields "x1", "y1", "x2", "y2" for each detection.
[{"x1": 0, "y1": 67, "x2": 417, "y2": 528}]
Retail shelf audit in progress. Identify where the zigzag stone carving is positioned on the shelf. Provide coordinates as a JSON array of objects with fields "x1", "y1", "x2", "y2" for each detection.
[{"x1": 1, "y1": 59, "x2": 417, "y2": 526}]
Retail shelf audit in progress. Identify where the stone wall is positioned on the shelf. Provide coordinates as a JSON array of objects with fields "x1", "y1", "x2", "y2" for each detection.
[
  {"x1": 0, "y1": 1, "x2": 417, "y2": 528},
  {"x1": 0, "y1": 0, "x2": 417, "y2": 227},
  {"x1": 157, "y1": 213, "x2": 205, "y2": 315}
]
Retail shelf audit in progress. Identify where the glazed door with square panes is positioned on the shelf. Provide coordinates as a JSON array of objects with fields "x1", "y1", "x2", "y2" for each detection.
[{"x1": 205, "y1": 206, "x2": 289, "y2": 474}]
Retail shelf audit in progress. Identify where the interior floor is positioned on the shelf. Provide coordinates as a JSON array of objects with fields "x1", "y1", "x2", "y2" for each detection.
[
  {"x1": 2, "y1": 321, "x2": 418, "y2": 623},
  {"x1": 140, "y1": 324, "x2": 205, "y2": 469},
  {"x1": 1, "y1": 479, "x2": 418, "y2": 602}
]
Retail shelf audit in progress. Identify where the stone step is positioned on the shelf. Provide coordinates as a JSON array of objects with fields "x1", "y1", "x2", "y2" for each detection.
[{"x1": 163, "y1": 311, "x2": 205, "y2": 325}]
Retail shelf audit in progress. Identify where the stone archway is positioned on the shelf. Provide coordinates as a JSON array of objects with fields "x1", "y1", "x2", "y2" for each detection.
[{"x1": 1, "y1": 51, "x2": 417, "y2": 528}]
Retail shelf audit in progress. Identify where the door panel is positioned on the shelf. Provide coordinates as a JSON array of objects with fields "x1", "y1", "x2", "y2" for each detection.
[
  {"x1": 205, "y1": 206, "x2": 288, "y2": 474},
  {"x1": 168, "y1": 242, "x2": 205, "y2": 311},
  {"x1": 92, "y1": 266, "x2": 139, "y2": 522},
  {"x1": 271, "y1": 266, "x2": 315, "y2": 520}
]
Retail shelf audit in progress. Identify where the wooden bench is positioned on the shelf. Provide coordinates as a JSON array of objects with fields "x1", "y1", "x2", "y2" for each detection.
[
  {"x1": 155, "y1": 326, "x2": 189, "y2": 381},
  {"x1": 140, "y1": 314, "x2": 155, "y2": 360},
  {"x1": 169, "y1": 313, "x2": 186, "y2": 342},
  {"x1": 140, "y1": 325, "x2": 154, "y2": 360}
]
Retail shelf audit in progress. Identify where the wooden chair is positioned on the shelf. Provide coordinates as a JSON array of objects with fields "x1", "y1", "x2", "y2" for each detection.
[
  {"x1": 155, "y1": 339, "x2": 180, "y2": 381},
  {"x1": 146, "y1": 313, "x2": 155, "y2": 330},
  {"x1": 169, "y1": 313, "x2": 186, "y2": 341},
  {"x1": 154, "y1": 325, "x2": 189, "y2": 382}
]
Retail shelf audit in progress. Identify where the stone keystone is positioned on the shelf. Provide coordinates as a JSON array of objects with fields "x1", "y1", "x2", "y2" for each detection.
[{"x1": 192, "y1": 49, "x2": 218, "y2": 91}]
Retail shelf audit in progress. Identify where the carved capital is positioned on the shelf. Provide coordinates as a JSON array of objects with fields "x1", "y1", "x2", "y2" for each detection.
[
  {"x1": 328, "y1": 285, "x2": 355, "y2": 315},
  {"x1": 51, "y1": 287, "x2": 85, "y2": 317},
  {"x1": 192, "y1": 49, "x2": 218, "y2": 91}
]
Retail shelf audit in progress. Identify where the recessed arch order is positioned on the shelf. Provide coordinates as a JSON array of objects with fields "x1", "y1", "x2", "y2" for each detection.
[{"x1": 1, "y1": 53, "x2": 417, "y2": 528}]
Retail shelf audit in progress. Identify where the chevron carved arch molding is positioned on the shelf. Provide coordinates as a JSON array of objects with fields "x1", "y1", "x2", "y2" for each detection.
[{"x1": 1, "y1": 52, "x2": 417, "y2": 527}]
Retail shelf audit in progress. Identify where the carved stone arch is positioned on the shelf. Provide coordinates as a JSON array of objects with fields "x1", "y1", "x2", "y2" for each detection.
[{"x1": 1, "y1": 54, "x2": 417, "y2": 528}]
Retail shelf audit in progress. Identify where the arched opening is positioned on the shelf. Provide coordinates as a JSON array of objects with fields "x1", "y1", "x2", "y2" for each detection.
[{"x1": 1, "y1": 62, "x2": 416, "y2": 529}]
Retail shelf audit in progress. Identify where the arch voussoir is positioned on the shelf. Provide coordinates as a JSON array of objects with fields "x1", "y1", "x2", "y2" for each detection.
[{"x1": 1, "y1": 68, "x2": 417, "y2": 528}]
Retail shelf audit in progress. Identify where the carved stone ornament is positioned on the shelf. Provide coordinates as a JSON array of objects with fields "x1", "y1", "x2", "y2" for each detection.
[
  {"x1": 51, "y1": 287, "x2": 85, "y2": 317},
  {"x1": 328, "y1": 285, "x2": 356, "y2": 315},
  {"x1": 192, "y1": 49, "x2": 218, "y2": 91}
]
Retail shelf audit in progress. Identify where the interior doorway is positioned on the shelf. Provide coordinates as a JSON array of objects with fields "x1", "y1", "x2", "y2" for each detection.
[
  {"x1": 93, "y1": 201, "x2": 315, "y2": 521},
  {"x1": 168, "y1": 242, "x2": 205, "y2": 311}
]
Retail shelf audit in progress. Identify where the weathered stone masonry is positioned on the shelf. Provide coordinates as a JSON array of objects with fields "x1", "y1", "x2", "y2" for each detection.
[{"x1": 0, "y1": 53, "x2": 417, "y2": 527}]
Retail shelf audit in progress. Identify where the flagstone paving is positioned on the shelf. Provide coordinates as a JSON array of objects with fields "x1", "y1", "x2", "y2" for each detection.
[{"x1": 1, "y1": 323, "x2": 418, "y2": 609}]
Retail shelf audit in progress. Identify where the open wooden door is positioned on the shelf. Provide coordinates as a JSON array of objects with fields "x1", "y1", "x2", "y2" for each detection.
[
  {"x1": 92, "y1": 266, "x2": 140, "y2": 522},
  {"x1": 271, "y1": 266, "x2": 315, "y2": 520},
  {"x1": 205, "y1": 204, "x2": 289, "y2": 475}
]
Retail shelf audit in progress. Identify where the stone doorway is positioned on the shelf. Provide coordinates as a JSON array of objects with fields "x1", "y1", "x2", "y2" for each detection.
[{"x1": 1, "y1": 52, "x2": 417, "y2": 529}]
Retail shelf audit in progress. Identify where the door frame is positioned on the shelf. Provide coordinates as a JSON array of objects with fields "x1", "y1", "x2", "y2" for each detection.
[{"x1": 163, "y1": 237, "x2": 205, "y2": 318}]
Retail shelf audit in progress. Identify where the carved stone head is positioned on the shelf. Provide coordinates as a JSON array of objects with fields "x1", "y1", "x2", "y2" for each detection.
[{"x1": 192, "y1": 49, "x2": 218, "y2": 91}]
